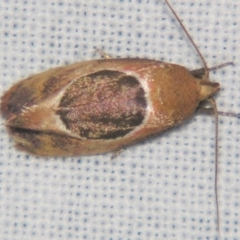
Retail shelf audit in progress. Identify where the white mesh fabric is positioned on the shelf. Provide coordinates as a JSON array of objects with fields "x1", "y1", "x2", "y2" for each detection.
[{"x1": 0, "y1": 0, "x2": 239, "y2": 239}]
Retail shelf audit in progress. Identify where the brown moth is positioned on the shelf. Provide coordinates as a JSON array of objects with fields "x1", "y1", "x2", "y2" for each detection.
[
  {"x1": 0, "y1": 0, "x2": 225, "y2": 158},
  {"x1": 0, "y1": 57, "x2": 220, "y2": 157},
  {"x1": 0, "y1": 0, "x2": 238, "y2": 232}
]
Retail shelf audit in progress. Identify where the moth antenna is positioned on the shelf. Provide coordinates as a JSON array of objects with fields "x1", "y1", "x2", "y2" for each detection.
[
  {"x1": 164, "y1": 0, "x2": 209, "y2": 81},
  {"x1": 208, "y1": 98, "x2": 220, "y2": 233}
]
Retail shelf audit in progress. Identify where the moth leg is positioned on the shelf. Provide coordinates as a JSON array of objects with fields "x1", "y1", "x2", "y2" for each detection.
[
  {"x1": 197, "y1": 108, "x2": 240, "y2": 119},
  {"x1": 197, "y1": 107, "x2": 214, "y2": 115},
  {"x1": 95, "y1": 48, "x2": 112, "y2": 59},
  {"x1": 111, "y1": 148, "x2": 124, "y2": 159},
  {"x1": 190, "y1": 62, "x2": 233, "y2": 79},
  {"x1": 190, "y1": 68, "x2": 205, "y2": 79}
]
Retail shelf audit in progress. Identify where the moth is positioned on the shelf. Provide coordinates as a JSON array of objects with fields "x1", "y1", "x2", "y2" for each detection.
[
  {"x1": 0, "y1": 0, "x2": 238, "y2": 232},
  {"x1": 1, "y1": 1, "x2": 232, "y2": 158}
]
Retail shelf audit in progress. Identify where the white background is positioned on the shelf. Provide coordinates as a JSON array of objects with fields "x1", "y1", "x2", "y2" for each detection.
[{"x1": 0, "y1": 0, "x2": 239, "y2": 239}]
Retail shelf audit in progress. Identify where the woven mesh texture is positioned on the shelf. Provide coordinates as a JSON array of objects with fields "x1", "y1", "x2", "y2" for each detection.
[{"x1": 0, "y1": 0, "x2": 239, "y2": 239}]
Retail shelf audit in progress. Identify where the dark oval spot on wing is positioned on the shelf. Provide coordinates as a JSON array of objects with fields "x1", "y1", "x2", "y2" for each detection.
[{"x1": 57, "y1": 70, "x2": 147, "y2": 139}]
